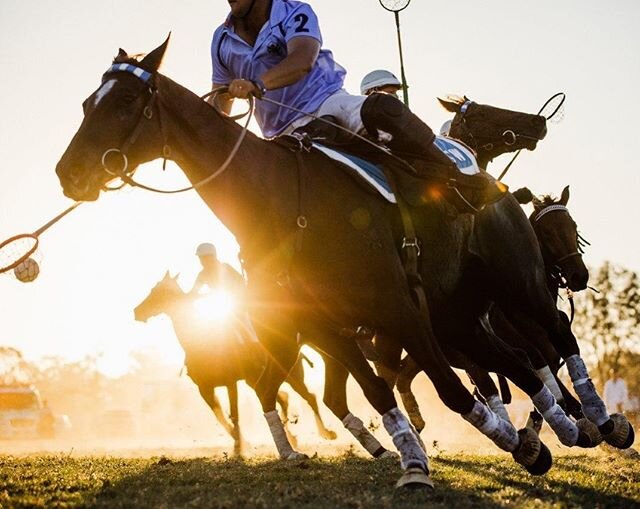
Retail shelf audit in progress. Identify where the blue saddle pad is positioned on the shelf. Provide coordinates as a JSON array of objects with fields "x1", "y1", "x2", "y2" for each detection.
[{"x1": 312, "y1": 143, "x2": 396, "y2": 203}]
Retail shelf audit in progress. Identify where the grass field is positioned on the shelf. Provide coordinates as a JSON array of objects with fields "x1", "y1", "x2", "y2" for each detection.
[{"x1": 1, "y1": 450, "x2": 638, "y2": 508}]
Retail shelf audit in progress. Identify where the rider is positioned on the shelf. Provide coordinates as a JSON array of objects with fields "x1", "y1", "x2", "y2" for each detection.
[
  {"x1": 191, "y1": 242, "x2": 258, "y2": 343},
  {"x1": 210, "y1": 0, "x2": 504, "y2": 206}
]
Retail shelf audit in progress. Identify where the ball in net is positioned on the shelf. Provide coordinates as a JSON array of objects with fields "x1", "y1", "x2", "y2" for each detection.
[{"x1": 14, "y1": 257, "x2": 40, "y2": 283}]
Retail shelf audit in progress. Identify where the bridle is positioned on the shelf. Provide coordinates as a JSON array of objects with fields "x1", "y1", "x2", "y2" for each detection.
[
  {"x1": 97, "y1": 63, "x2": 253, "y2": 194},
  {"x1": 455, "y1": 100, "x2": 542, "y2": 154}
]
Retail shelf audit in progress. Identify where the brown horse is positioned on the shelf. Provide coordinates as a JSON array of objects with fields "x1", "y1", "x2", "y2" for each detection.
[
  {"x1": 133, "y1": 271, "x2": 337, "y2": 455},
  {"x1": 56, "y1": 39, "x2": 556, "y2": 488}
]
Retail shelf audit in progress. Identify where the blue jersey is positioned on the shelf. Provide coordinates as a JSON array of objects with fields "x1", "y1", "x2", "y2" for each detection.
[{"x1": 211, "y1": 0, "x2": 346, "y2": 138}]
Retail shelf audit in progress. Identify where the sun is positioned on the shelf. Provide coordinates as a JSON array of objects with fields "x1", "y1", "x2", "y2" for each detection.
[{"x1": 193, "y1": 288, "x2": 236, "y2": 324}]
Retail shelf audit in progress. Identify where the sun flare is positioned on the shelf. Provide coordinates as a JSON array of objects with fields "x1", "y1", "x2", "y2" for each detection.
[{"x1": 194, "y1": 289, "x2": 236, "y2": 324}]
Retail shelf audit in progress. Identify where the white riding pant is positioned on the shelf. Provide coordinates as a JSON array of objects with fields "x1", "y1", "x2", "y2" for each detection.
[{"x1": 282, "y1": 89, "x2": 367, "y2": 136}]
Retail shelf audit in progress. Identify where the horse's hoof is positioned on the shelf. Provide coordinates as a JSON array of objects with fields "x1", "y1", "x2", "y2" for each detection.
[
  {"x1": 320, "y1": 429, "x2": 338, "y2": 441},
  {"x1": 378, "y1": 450, "x2": 400, "y2": 460},
  {"x1": 395, "y1": 467, "x2": 434, "y2": 491},
  {"x1": 285, "y1": 452, "x2": 309, "y2": 460},
  {"x1": 512, "y1": 427, "x2": 552, "y2": 475},
  {"x1": 603, "y1": 414, "x2": 635, "y2": 449},
  {"x1": 576, "y1": 418, "x2": 603, "y2": 447},
  {"x1": 525, "y1": 441, "x2": 553, "y2": 476}
]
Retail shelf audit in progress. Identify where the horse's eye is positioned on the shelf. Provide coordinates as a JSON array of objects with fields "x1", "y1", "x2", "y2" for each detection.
[{"x1": 122, "y1": 94, "x2": 137, "y2": 105}]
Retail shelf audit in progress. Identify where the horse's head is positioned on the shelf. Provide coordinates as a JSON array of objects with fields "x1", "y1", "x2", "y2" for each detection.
[
  {"x1": 515, "y1": 186, "x2": 589, "y2": 292},
  {"x1": 134, "y1": 270, "x2": 182, "y2": 322},
  {"x1": 439, "y1": 96, "x2": 547, "y2": 165},
  {"x1": 56, "y1": 37, "x2": 170, "y2": 201}
]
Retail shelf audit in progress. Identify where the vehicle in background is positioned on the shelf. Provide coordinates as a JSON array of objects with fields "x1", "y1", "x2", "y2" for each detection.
[{"x1": 0, "y1": 385, "x2": 69, "y2": 439}]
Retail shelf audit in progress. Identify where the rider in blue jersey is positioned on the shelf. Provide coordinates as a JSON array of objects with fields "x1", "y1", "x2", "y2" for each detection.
[{"x1": 211, "y1": 0, "x2": 503, "y2": 206}]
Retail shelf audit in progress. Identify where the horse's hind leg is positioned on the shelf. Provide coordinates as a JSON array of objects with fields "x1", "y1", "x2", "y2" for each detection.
[
  {"x1": 465, "y1": 363, "x2": 511, "y2": 424},
  {"x1": 396, "y1": 355, "x2": 426, "y2": 433},
  {"x1": 197, "y1": 385, "x2": 235, "y2": 441},
  {"x1": 321, "y1": 353, "x2": 396, "y2": 458},
  {"x1": 285, "y1": 354, "x2": 337, "y2": 440}
]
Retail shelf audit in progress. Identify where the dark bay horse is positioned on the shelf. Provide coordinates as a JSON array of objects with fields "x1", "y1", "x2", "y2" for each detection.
[
  {"x1": 376, "y1": 186, "x2": 590, "y2": 435},
  {"x1": 55, "y1": 39, "x2": 553, "y2": 488},
  {"x1": 133, "y1": 271, "x2": 337, "y2": 456}
]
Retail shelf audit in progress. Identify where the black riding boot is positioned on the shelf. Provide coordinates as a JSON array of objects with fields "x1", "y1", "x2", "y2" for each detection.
[{"x1": 360, "y1": 93, "x2": 506, "y2": 210}]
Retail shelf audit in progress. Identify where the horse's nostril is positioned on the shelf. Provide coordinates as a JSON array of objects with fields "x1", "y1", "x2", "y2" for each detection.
[{"x1": 539, "y1": 123, "x2": 548, "y2": 140}]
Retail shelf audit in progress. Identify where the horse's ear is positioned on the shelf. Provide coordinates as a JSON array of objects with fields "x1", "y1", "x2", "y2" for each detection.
[
  {"x1": 437, "y1": 96, "x2": 462, "y2": 113},
  {"x1": 114, "y1": 48, "x2": 128, "y2": 63},
  {"x1": 140, "y1": 33, "x2": 171, "y2": 73},
  {"x1": 512, "y1": 187, "x2": 534, "y2": 204},
  {"x1": 163, "y1": 270, "x2": 171, "y2": 280},
  {"x1": 172, "y1": 272, "x2": 181, "y2": 281},
  {"x1": 560, "y1": 185, "x2": 570, "y2": 205}
]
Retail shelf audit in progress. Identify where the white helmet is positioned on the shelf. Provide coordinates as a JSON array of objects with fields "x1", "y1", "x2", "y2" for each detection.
[
  {"x1": 360, "y1": 69, "x2": 402, "y2": 95},
  {"x1": 439, "y1": 120, "x2": 452, "y2": 136},
  {"x1": 195, "y1": 242, "x2": 217, "y2": 257}
]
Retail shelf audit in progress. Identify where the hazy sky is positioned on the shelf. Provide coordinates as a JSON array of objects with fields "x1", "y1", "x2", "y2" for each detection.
[{"x1": 1, "y1": 0, "x2": 639, "y2": 372}]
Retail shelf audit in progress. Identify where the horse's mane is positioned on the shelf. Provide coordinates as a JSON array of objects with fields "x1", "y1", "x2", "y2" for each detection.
[{"x1": 533, "y1": 194, "x2": 560, "y2": 209}]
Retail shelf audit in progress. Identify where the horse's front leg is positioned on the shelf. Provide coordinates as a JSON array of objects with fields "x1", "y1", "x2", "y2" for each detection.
[
  {"x1": 308, "y1": 328, "x2": 431, "y2": 490},
  {"x1": 226, "y1": 382, "x2": 245, "y2": 456},
  {"x1": 250, "y1": 312, "x2": 306, "y2": 460},
  {"x1": 321, "y1": 353, "x2": 397, "y2": 459}
]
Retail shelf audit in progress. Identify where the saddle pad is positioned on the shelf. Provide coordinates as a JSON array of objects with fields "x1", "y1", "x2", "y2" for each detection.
[
  {"x1": 312, "y1": 143, "x2": 397, "y2": 203},
  {"x1": 434, "y1": 135, "x2": 479, "y2": 175}
]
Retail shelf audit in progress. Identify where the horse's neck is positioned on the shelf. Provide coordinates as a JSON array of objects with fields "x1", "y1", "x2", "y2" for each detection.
[
  {"x1": 157, "y1": 76, "x2": 291, "y2": 253},
  {"x1": 161, "y1": 294, "x2": 193, "y2": 346}
]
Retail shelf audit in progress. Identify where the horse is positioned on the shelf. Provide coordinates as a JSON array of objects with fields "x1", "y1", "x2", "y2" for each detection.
[
  {"x1": 373, "y1": 186, "x2": 588, "y2": 435},
  {"x1": 133, "y1": 270, "x2": 337, "y2": 455},
  {"x1": 55, "y1": 39, "x2": 554, "y2": 488}
]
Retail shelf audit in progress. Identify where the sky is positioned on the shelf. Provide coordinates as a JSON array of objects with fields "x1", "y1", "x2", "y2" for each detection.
[{"x1": 0, "y1": 0, "x2": 639, "y2": 375}]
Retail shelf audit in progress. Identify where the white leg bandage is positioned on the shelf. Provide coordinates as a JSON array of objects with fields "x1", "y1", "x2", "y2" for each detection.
[
  {"x1": 342, "y1": 413, "x2": 385, "y2": 457},
  {"x1": 536, "y1": 366, "x2": 564, "y2": 403},
  {"x1": 463, "y1": 401, "x2": 519, "y2": 452},
  {"x1": 382, "y1": 407, "x2": 428, "y2": 472},
  {"x1": 565, "y1": 355, "x2": 609, "y2": 426},
  {"x1": 264, "y1": 410, "x2": 296, "y2": 458},
  {"x1": 532, "y1": 386, "x2": 578, "y2": 446},
  {"x1": 486, "y1": 394, "x2": 512, "y2": 424}
]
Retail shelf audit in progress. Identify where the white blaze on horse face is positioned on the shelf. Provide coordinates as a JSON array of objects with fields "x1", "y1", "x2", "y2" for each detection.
[{"x1": 93, "y1": 79, "x2": 117, "y2": 108}]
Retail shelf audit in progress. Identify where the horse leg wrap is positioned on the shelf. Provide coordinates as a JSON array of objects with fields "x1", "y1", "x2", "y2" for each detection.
[
  {"x1": 463, "y1": 401, "x2": 519, "y2": 452},
  {"x1": 382, "y1": 407, "x2": 429, "y2": 472},
  {"x1": 342, "y1": 413, "x2": 386, "y2": 457},
  {"x1": 400, "y1": 392, "x2": 426, "y2": 432},
  {"x1": 536, "y1": 365, "x2": 565, "y2": 404},
  {"x1": 264, "y1": 410, "x2": 296, "y2": 459},
  {"x1": 532, "y1": 386, "x2": 579, "y2": 446},
  {"x1": 565, "y1": 355, "x2": 609, "y2": 426},
  {"x1": 486, "y1": 394, "x2": 512, "y2": 424}
]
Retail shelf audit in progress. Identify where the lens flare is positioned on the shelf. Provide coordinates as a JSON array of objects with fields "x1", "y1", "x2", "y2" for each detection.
[{"x1": 194, "y1": 289, "x2": 236, "y2": 324}]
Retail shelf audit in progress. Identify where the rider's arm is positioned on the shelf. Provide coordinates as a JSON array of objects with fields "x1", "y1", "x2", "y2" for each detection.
[
  {"x1": 259, "y1": 37, "x2": 320, "y2": 91},
  {"x1": 227, "y1": 37, "x2": 320, "y2": 99}
]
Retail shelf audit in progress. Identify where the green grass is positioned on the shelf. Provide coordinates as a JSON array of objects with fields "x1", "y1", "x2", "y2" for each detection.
[{"x1": 0, "y1": 452, "x2": 638, "y2": 508}]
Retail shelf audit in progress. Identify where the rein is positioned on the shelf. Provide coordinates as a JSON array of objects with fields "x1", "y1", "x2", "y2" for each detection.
[{"x1": 99, "y1": 64, "x2": 252, "y2": 194}]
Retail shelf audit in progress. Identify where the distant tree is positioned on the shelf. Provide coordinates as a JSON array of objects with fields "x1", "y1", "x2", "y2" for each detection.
[
  {"x1": 0, "y1": 346, "x2": 37, "y2": 385},
  {"x1": 571, "y1": 262, "x2": 640, "y2": 389}
]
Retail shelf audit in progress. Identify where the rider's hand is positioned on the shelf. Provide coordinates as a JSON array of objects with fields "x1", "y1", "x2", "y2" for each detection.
[{"x1": 228, "y1": 79, "x2": 260, "y2": 99}]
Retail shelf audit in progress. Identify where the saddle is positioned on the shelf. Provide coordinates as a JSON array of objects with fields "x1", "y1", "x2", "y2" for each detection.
[{"x1": 275, "y1": 116, "x2": 503, "y2": 213}]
